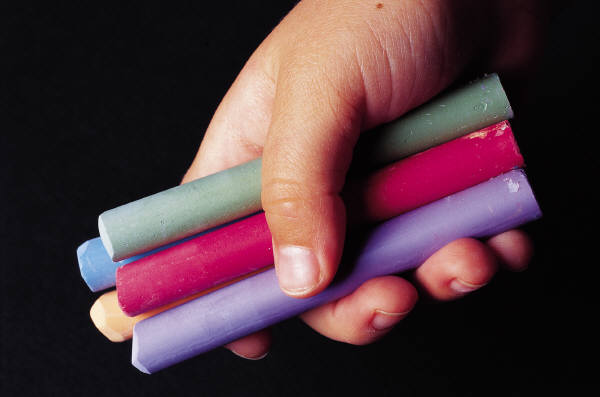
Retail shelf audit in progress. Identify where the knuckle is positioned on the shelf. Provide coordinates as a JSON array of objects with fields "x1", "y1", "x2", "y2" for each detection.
[{"x1": 261, "y1": 178, "x2": 308, "y2": 220}]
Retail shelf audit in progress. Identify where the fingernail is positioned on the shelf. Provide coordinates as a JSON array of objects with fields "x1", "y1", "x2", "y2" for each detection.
[
  {"x1": 371, "y1": 309, "x2": 408, "y2": 331},
  {"x1": 449, "y1": 279, "x2": 485, "y2": 294},
  {"x1": 229, "y1": 349, "x2": 269, "y2": 361},
  {"x1": 275, "y1": 245, "x2": 321, "y2": 295}
]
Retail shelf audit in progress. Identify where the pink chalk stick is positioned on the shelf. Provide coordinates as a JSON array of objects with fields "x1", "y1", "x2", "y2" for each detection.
[
  {"x1": 117, "y1": 121, "x2": 522, "y2": 316},
  {"x1": 344, "y1": 121, "x2": 521, "y2": 222},
  {"x1": 117, "y1": 213, "x2": 273, "y2": 316}
]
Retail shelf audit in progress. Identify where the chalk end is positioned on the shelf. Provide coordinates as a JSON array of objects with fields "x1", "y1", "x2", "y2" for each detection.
[
  {"x1": 76, "y1": 240, "x2": 90, "y2": 269},
  {"x1": 76, "y1": 240, "x2": 91, "y2": 281},
  {"x1": 90, "y1": 295, "x2": 127, "y2": 343},
  {"x1": 131, "y1": 359, "x2": 151, "y2": 375},
  {"x1": 131, "y1": 330, "x2": 151, "y2": 374},
  {"x1": 491, "y1": 73, "x2": 514, "y2": 119},
  {"x1": 98, "y1": 214, "x2": 116, "y2": 260},
  {"x1": 506, "y1": 104, "x2": 514, "y2": 119},
  {"x1": 77, "y1": 239, "x2": 103, "y2": 292}
]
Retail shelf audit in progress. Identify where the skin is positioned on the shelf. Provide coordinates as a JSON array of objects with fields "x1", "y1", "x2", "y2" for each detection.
[{"x1": 182, "y1": 0, "x2": 544, "y2": 359}]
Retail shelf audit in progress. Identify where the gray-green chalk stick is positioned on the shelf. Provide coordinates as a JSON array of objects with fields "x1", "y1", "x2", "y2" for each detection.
[
  {"x1": 355, "y1": 73, "x2": 513, "y2": 166},
  {"x1": 99, "y1": 159, "x2": 262, "y2": 261},
  {"x1": 100, "y1": 73, "x2": 512, "y2": 261}
]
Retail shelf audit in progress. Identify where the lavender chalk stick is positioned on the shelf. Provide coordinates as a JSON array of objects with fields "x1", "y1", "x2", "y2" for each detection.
[{"x1": 132, "y1": 169, "x2": 541, "y2": 373}]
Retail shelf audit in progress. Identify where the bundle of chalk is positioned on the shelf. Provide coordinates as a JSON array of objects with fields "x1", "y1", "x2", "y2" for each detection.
[{"x1": 77, "y1": 74, "x2": 542, "y2": 373}]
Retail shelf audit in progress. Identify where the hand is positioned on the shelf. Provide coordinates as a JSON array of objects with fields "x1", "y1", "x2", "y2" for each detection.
[{"x1": 183, "y1": 0, "x2": 543, "y2": 359}]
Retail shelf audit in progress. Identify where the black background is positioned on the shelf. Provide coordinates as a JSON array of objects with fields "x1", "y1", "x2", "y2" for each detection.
[{"x1": 2, "y1": 2, "x2": 598, "y2": 396}]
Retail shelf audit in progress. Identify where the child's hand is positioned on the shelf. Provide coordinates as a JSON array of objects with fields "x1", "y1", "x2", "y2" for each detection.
[{"x1": 183, "y1": 0, "x2": 543, "y2": 359}]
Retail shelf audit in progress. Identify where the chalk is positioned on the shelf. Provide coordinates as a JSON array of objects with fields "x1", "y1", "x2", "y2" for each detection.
[
  {"x1": 99, "y1": 159, "x2": 262, "y2": 261},
  {"x1": 90, "y1": 290, "x2": 140, "y2": 342},
  {"x1": 117, "y1": 213, "x2": 273, "y2": 316},
  {"x1": 117, "y1": 121, "x2": 523, "y2": 317},
  {"x1": 100, "y1": 74, "x2": 512, "y2": 261},
  {"x1": 90, "y1": 270, "x2": 266, "y2": 342},
  {"x1": 132, "y1": 169, "x2": 542, "y2": 373},
  {"x1": 344, "y1": 120, "x2": 520, "y2": 222},
  {"x1": 355, "y1": 73, "x2": 513, "y2": 166}
]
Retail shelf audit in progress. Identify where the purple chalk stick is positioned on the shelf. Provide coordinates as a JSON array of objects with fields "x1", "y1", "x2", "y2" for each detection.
[{"x1": 132, "y1": 169, "x2": 541, "y2": 373}]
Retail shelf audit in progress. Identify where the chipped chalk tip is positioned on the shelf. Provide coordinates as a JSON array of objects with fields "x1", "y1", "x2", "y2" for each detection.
[
  {"x1": 98, "y1": 214, "x2": 116, "y2": 261},
  {"x1": 131, "y1": 334, "x2": 151, "y2": 374},
  {"x1": 131, "y1": 358, "x2": 151, "y2": 375},
  {"x1": 507, "y1": 178, "x2": 520, "y2": 193},
  {"x1": 506, "y1": 104, "x2": 514, "y2": 119},
  {"x1": 492, "y1": 73, "x2": 514, "y2": 119}
]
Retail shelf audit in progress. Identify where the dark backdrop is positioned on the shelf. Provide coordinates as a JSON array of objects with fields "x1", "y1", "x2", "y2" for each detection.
[{"x1": 2, "y1": 2, "x2": 597, "y2": 396}]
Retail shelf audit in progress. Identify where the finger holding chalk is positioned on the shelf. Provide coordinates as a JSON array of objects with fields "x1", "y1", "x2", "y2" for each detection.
[
  {"x1": 300, "y1": 276, "x2": 418, "y2": 346},
  {"x1": 413, "y1": 238, "x2": 499, "y2": 301},
  {"x1": 300, "y1": 232, "x2": 532, "y2": 344},
  {"x1": 486, "y1": 230, "x2": 534, "y2": 272}
]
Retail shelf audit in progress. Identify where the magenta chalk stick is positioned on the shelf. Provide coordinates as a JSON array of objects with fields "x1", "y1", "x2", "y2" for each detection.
[
  {"x1": 344, "y1": 120, "x2": 521, "y2": 222},
  {"x1": 117, "y1": 121, "x2": 523, "y2": 316},
  {"x1": 132, "y1": 169, "x2": 542, "y2": 373},
  {"x1": 117, "y1": 213, "x2": 273, "y2": 316}
]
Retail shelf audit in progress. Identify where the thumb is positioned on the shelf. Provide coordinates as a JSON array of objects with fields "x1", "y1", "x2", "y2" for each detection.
[
  {"x1": 261, "y1": 0, "x2": 453, "y2": 298},
  {"x1": 262, "y1": 57, "x2": 364, "y2": 298}
]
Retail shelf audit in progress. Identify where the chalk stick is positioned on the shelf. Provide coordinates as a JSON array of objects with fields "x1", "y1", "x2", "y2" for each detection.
[
  {"x1": 117, "y1": 213, "x2": 273, "y2": 316},
  {"x1": 99, "y1": 158, "x2": 262, "y2": 261},
  {"x1": 344, "y1": 121, "x2": 520, "y2": 222},
  {"x1": 132, "y1": 169, "x2": 542, "y2": 373},
  {"x1": 100, "y1": 74, "x2": 512, "y2": 261},
  {"x1": 78, "y1": 217, "x2": 246, "y2": 292},
  {"x1": 117, "y1": 121, "x2": 523, "y2": 317},
  {"x1": 355, "y1": 73, "x2": 513, "y2": 166},
  {"x1": 90, "y1": 290, "x2": 141, "y2": 342}
]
